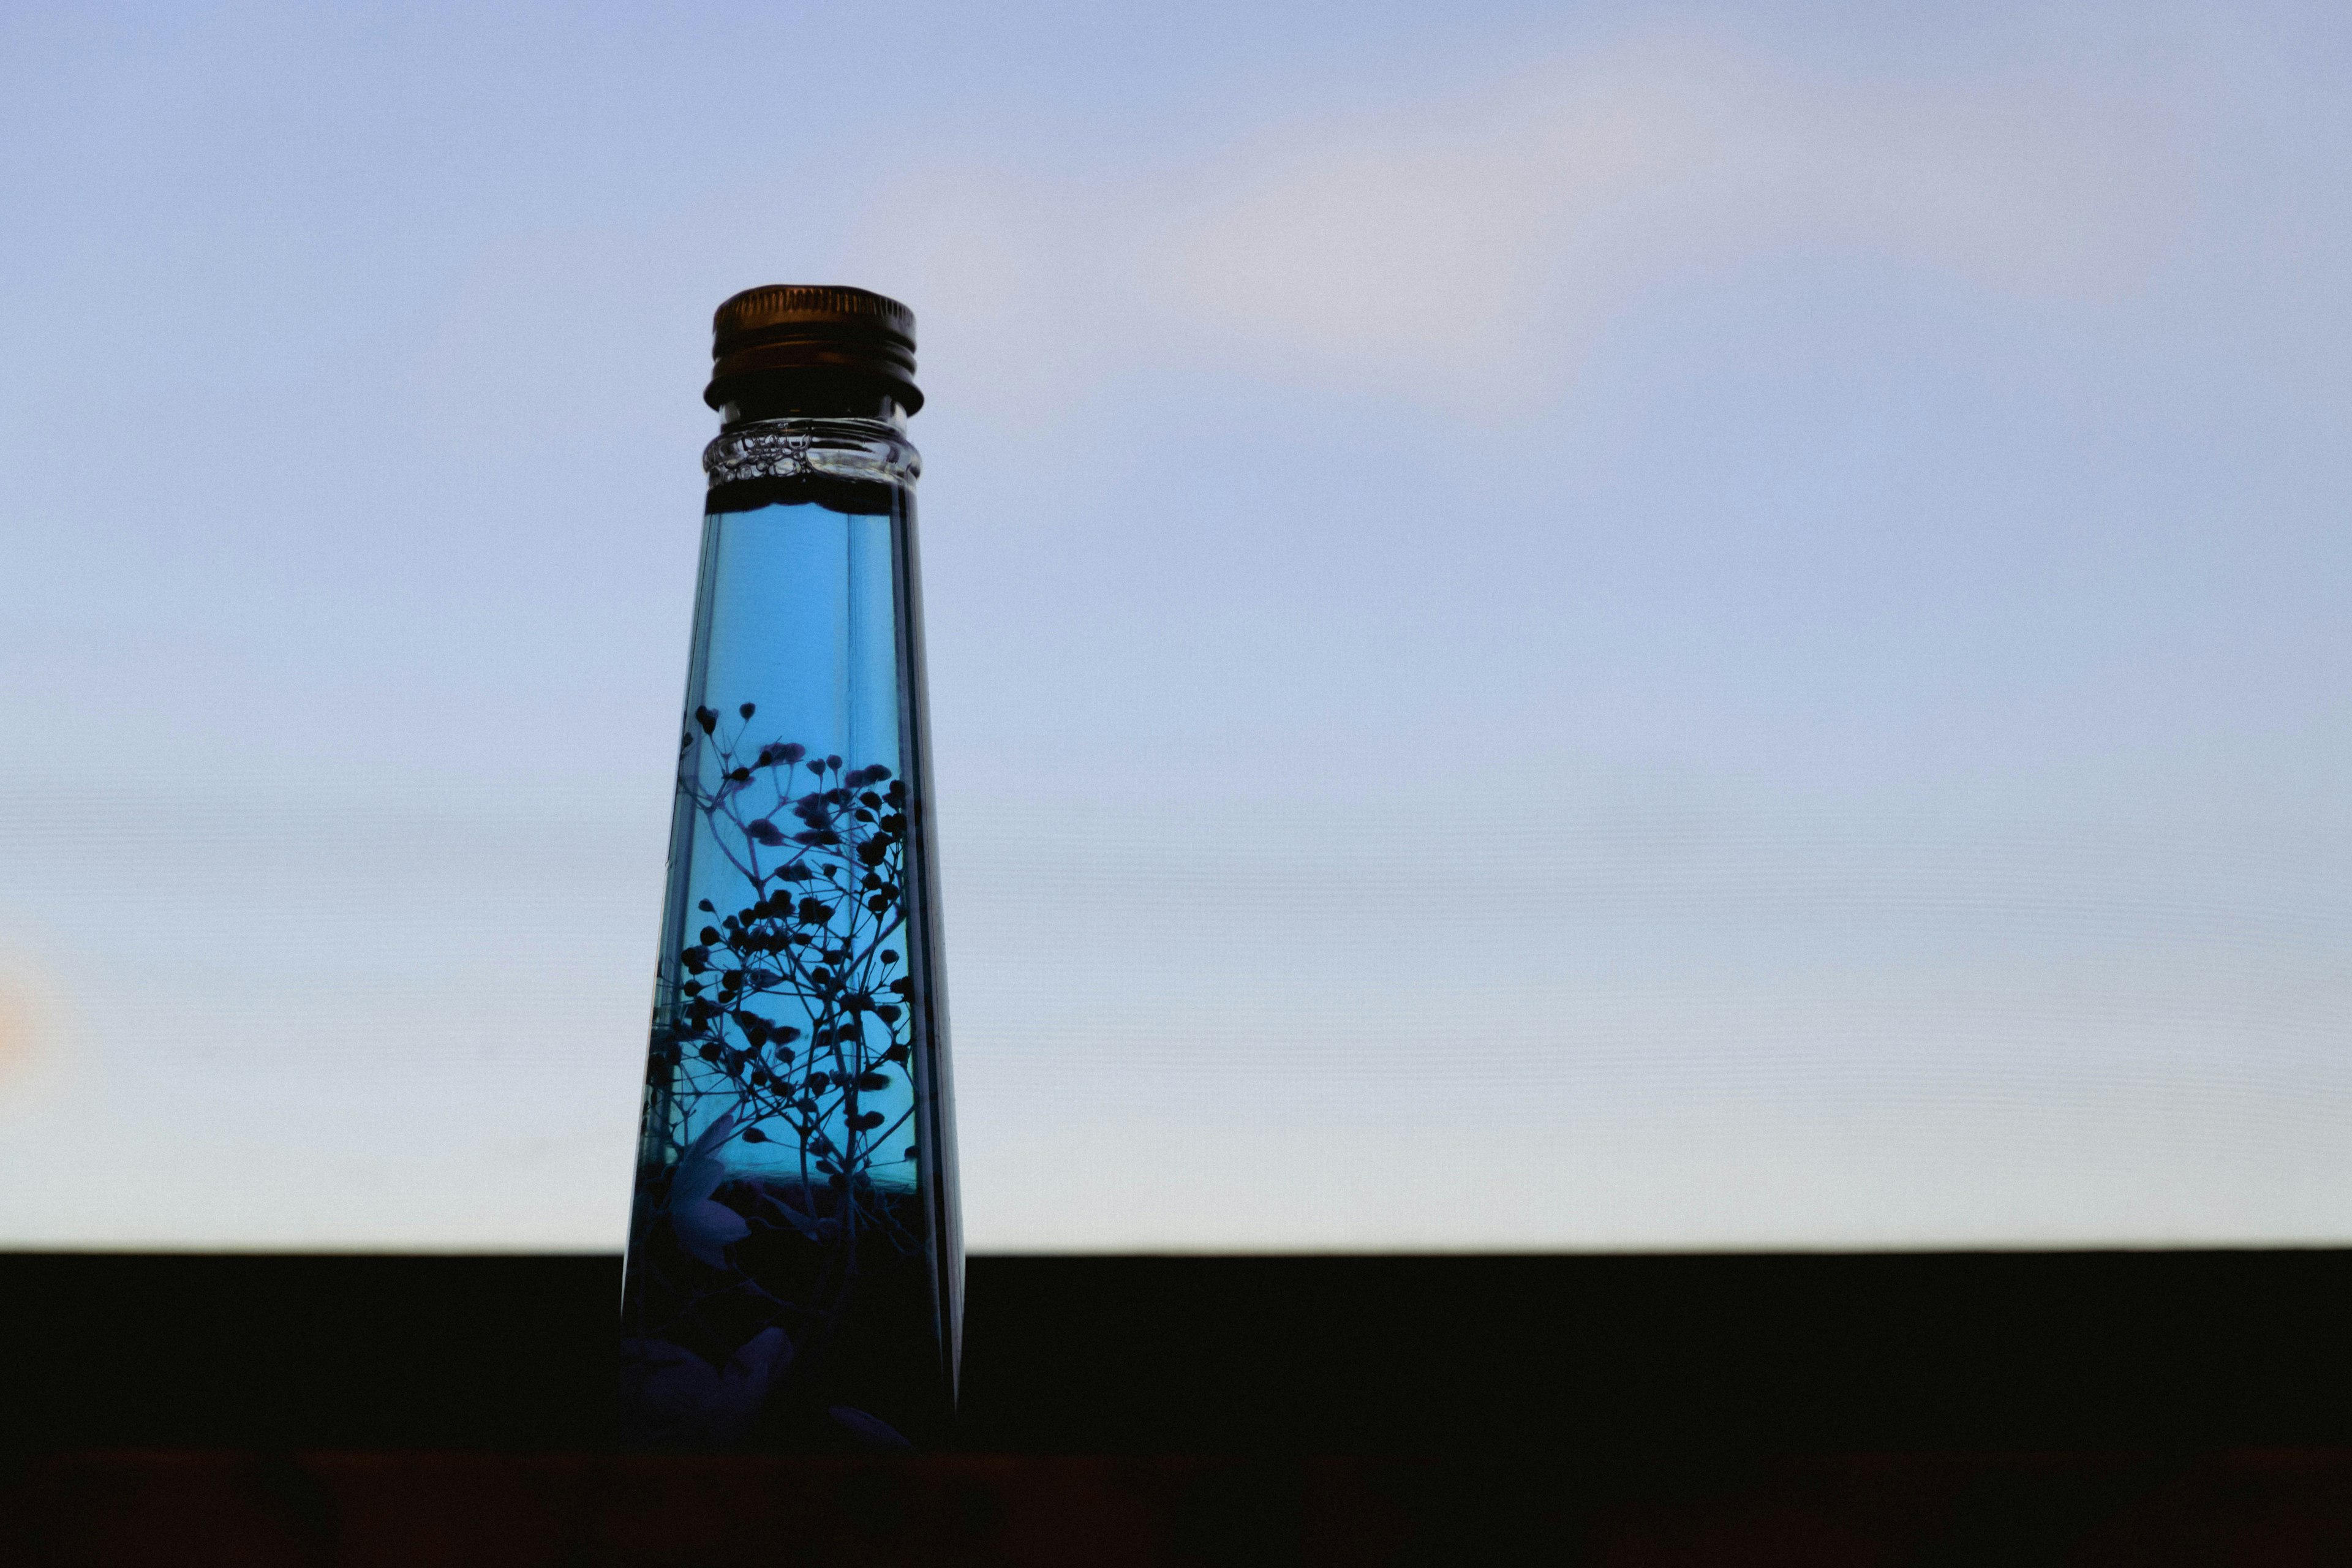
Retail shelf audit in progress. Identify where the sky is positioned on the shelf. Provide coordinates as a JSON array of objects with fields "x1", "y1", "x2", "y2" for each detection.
[{"x1": 1, "y1": 0, "x2": 2349, "y2": 1250}]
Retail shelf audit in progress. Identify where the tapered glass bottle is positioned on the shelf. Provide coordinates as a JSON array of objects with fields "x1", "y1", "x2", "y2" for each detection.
[{"x1": 619, "y1": 286, "x2": 960, "y2": 1450}]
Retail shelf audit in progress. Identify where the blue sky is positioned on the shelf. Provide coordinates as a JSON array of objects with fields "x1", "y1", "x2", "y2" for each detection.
[{"x1": 2, "y1": 1, "x2": 2350, "y2": 1248}]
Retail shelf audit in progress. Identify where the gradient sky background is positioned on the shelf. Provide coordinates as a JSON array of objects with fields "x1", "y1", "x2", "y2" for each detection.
[{"x1": 2, "y1": 0, "x2": 2348, "y2": 1250}]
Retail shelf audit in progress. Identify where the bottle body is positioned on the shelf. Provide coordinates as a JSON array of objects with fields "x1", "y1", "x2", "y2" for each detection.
[{"x1": 620, "y1": 417, "x2": 960, "y2": 1449}]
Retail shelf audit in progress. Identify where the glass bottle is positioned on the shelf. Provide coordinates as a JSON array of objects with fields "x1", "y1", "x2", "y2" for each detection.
[{"x1": 619, "y1": 285, "x2": 960, "y2": 1450}]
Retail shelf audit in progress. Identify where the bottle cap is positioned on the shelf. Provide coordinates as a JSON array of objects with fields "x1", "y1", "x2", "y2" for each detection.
[{"x1": 705, "y1": 285, "x2": 922, "y2": 415}]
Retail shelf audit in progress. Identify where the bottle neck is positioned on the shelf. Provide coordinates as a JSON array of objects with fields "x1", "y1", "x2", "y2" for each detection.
[{"x1": 703, "y1": 414, "x2": 920, "y2": 516}]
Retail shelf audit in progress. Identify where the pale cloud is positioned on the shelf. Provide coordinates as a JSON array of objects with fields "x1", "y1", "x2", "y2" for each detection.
[
  {"x1": 860, "y1": 32, "x2": 2193, "y2": 412},
  {"x1": 409, "y1": 32, "x2": 2195, "y2": 431}
]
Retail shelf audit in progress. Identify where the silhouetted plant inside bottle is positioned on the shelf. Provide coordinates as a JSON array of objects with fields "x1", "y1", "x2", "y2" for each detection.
[{"x1": 619, "y1": 286, "x2": 960, "y2": 1450}]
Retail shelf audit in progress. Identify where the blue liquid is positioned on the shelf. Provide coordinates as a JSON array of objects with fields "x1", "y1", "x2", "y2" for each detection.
[{"x1": 620, "y1": 480, "x2": 958, "y2": 1449}]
